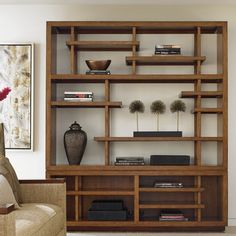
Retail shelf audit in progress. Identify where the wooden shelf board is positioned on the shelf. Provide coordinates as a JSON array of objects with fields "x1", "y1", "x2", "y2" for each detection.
[
  {"x1": 47, "y1": 165, "x2": 225, "y2": 176},
  {"x1": 193, "y1": 108, "x2": 223, "y2": 114},
  {"x1": 66, "y1": 40, "x2": 139, "y2": 51},
  {"x1": 180, "y1": 91, "x2": 223, "y2": 98},
  {"x1": 139, "y1": 187, "x2": 204, "y2": 192},
  {"x1": 139, "y1": 204, "x2": 204, "y2": 209},
  {"x1": 67, "y1": 190, "x2": 134, "y2": 196},
  {"x1": 67, "y1": 220, "x2": 225, "y2": 227},
  {"x1": 51, "y1": 101, "x2": 122, "y2": 108},
  {"x1": 51, "y1": 74, "x2": 223, "y2": 84},
  {"x1": 49, "y1": 21, "x2": 226, "y2": 34},
  {"x1": 94, "y1": 136, "x2": 223, "y2": 142},
  {"x1": 126, "y1": 56, "x2": 206, "y2": 66}
]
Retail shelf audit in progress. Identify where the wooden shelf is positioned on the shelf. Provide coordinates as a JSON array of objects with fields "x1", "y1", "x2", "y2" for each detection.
[
  {"x1": 180, "y1": 91, "x2": 223, "y2": 98},
  {"x1": 139, "y1": 187, "x2": 204, "y2": 192},
  {"x1": 126, "y1": 56, "x2": 206, "y2": 66},
  {"x1": 51, "y1": 101, "x2": 122, "y2": 108},
  {"x1": 51, "y1": 74, "x2": 223, "y2": 84},
  {"x1": 94, "y1": 136, "x2": 223, "y2": 142},
  {"x1": 139, "y1": 204, "x2": 204, "y2": 209},
  {"x1": 192, "y1": 108, "x2": 223, "y2": 114},
  {"x1": 67, "y1": 190, "x2": 134, "y2": 196},
  {"x1": 66, "y1": 40, "x2": 139, "y2": 51}
]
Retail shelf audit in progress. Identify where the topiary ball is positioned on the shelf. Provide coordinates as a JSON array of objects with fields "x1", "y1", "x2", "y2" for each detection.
[
  {"x1": 170, "y1": 100, "x2": 186, "y2": 113},
  {"x1": 129, "y1": 100, "x2": 145, "y2": 113},
  {"x1": 150, "y1": 100, "x2": 166, "y2": 114}
]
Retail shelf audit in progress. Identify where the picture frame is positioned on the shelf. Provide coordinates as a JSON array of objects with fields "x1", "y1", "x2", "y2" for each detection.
[{"x1": 0, "y1": 43, "x2": 34, "y2": 150}]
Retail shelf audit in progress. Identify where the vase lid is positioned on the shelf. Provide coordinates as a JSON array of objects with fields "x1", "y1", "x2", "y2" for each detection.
[{"x1": 69, "y1": 121, "x2": 81, "y2": 130}]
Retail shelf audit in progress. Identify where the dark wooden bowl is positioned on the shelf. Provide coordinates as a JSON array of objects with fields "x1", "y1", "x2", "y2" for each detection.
[{"x1": 85, "y1": 60, "x2": 111, "y2": 70}]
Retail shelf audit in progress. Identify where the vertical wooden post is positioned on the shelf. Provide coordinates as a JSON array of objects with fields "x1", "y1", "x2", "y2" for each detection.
[
  {"x1": 134, "y1": 175, "x2": 139, "y2": 222},
  {"x1": 194, "y1": 26, "x2": 202, "y2": 223},
  {"x1": 104, "y1": 79, "x2": 110, "y2": 165},
  {"x1": 132, "y1": 27, "x2": 137, "y2": 75},
  {"x1": 75, "y1": 176, "x2": 79, "y2": 221},
  {"x1": 70, "y1": 26, "x2": 77, "y2": 74}
]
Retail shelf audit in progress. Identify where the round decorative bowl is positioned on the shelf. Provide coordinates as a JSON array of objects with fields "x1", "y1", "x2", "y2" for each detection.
[{"x1": 85, "y1": 60, "x2": 111, "y2": 70}]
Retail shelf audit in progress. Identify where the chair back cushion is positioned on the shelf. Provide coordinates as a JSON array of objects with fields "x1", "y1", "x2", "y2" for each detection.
[
  {"x1": 0, "y1": 155, "x2": 22, "y2": 204},
  {"x1": 0, "y1": 174, "x2": 20, "y2": 208}
]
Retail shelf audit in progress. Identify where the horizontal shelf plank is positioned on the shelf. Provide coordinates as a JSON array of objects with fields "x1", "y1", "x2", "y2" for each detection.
[
  {"x1": 180, "y1": 91, "x2": 223, "y2": 98},
  {"x1": 67, "y1": 220, "x2": 225, "y2": 227},
  {"x1": 94, "y1": 137, "x2": 223, "y2": 142},
  {"x1": 47, "y1": 165, "x2": 226, "y2": 176},
  {"x1": 126, "y1": 56, "x2": 206, "y2": 66},
  {"x1": 66, "y1": 40, "x2": 139, "y2": 51},
  {"x1": 67, "y1": 190, "x2": 134, "y2": 196},
  {"x1": 139, "y1": 204, "x2": 204, "y2": 209},
  {"x1": 51, "y1": 101, "x2": 122, "y2": 108},
  {"x1": 193, "y1": 108, "x2": 223, "y2": 114},
  {"x1": 139, "y1": 187, "x2": 204, "y2": 192},
  {"x1": 50, "y1": 74, "x2": 223, "y2": 83},
  {"x1": 49, "y1": 21, "x2": 226, "y2": 35}
]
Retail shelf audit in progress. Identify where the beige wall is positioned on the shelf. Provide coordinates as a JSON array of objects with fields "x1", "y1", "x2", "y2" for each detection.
[{"x1": 0, "y1": 4, "x2": 235, "y2": 224}]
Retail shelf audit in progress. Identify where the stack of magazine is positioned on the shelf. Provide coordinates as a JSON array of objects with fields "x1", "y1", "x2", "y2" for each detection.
[
  {"x1": 114, "y1": 157, "x2": 145, "y2": 166},
  {"x1": 154, "y1": 182, "x2": 183, "y2": 188},
  {"x1": 159, "y1": 210, "x2": 188, "y2": 221},
  {"x1": 155, "y1": 45, "x2": 181, "y2": 55},
  {"x1": 64, "y1": 91, "x2": 93, "y2": 102}
]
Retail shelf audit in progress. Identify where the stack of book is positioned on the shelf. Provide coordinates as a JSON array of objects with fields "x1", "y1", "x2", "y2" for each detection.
[
  {"x1": 114, "y1": 157, "x2": 145, "y2": 166},
  {"x1": 86, "y1": 70, "x2": 111, "y2": 75},
  {"x1": 154, "y1": 182, "x2": 183, "y2": 188},
  {"x1": 155, "y1": 45, "x2": 181, "y2": 55},
  {"x1": 159, "y1": 210, "x2": 188, "y2": 221},
  {"x1": 64, "y1": 91, "x2": 93, "y2": 102}
]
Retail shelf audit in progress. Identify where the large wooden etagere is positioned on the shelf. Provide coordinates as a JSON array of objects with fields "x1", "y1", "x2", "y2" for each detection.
[{"x1": 46, "y1": 21, "x2": 228, "y2": 231}]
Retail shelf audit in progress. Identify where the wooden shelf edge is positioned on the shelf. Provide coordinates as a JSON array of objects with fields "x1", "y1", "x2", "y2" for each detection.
[
  {"x1": 139, "y1": 204, "x2": 205, "y2": 209},
  {"x1": 180, "y1": 91, "x2": 223, "y2": 98},
  {"x1": 66, "y1": 40, "x2": 140, "y2": 51},
  {"x1": 51, "y1": 101, "x2": 122, "y2": 108},
  {"x1": 67, "y1": 190, "x2": 134, "y2": 196},
  {"x1": 94, "y1": 136, "x2": 223, "y2": 142},
  {"x1": 139, "y1": 187, "x2": 204, "y2": 192}
]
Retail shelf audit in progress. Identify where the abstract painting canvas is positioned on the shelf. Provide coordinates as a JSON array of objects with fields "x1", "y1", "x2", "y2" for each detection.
[{"x1": 0, "y1": 44, "x2": 34, "y2": 150}]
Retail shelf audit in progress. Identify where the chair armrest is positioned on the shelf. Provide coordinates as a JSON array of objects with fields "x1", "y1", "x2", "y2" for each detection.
[
  {"x1": 0, "y1": 204, "x2": 15, "y2": 236},
  {"x1": 19, "y1": 179, "x2": 66, "y2": 216}
]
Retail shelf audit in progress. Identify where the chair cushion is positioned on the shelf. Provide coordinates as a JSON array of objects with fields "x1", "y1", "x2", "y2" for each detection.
[
  {"x1": 0, "y1": 155, "x2": 22, "y2": 204},
  {"x1": 15, "y1": 203, "x2": 64, "y2": 236},
  {"x1": 0, "y1": 174, "x2": 20, "y2": 208}
]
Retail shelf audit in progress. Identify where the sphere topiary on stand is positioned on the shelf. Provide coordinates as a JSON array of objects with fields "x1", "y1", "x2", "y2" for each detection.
[
  {"x1": 129, "y1": 100, "x2": 145, "y2": 131},
  {"x1": 170, "y1": 100, "x2": 186, "y2": 131},
  {"x1": 150, "y1": 100, "x2": 166, "y2": 131}
]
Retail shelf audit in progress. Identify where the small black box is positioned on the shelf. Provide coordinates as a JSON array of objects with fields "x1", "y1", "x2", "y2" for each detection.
[
  {"x1": 90, "y1": 200, "x2": 124, "y2": 211},
  {"x1": 133, "y1": 131, "x2": 182, "y2": 137},
  {"x1": 88, "y1": 210, "x2": 127, "y2": 221},
  {"x1": 150, "y1": 155, "x2": 190, "y2": 165}
]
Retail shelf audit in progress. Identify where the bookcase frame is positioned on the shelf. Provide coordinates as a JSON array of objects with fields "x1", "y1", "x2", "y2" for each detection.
[{"x1": 46, "y1": 21, "x2": 228, "y2": 231}]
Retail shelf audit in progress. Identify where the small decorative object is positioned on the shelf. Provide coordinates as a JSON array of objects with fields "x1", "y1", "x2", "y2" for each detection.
[
  {"x1": 150, "y1": 100, "x2": 166, "y2": 131},
  {"x1": 129, "y1": 100, "x2": 145, "y2": 132},
  {"x1": 170, "y1": 100, "x2": 186, "y2": 131},
  {"x1": 64, "y1": 121, "x2": 87, "y2": 165},
  {"x1": 85, "y1": 60, "x2": 111, "y2": 74}
]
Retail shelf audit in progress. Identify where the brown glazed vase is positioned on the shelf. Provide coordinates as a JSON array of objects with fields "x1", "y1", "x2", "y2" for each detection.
[{"x1": 64, "y1": 121, "x2": 87, "y2": 165}]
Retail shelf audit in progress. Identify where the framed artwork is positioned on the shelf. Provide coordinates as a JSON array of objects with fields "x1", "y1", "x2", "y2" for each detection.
[{"x1": 0, "y1": 44, "x2": 34, "y2": 150}]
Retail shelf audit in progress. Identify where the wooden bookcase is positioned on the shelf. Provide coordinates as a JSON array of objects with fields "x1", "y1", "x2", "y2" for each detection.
[{"x1": 46, "y1": 21, "x2": 228, "y2": 231}]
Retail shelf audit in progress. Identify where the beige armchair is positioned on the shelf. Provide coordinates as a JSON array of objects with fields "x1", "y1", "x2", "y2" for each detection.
[{"x1": 0, "y1": 179, "x2": 66, "y2": 236}]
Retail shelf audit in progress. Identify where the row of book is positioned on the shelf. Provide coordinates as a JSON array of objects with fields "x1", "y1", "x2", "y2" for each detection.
[
  {"x1": 155, "y1": 44, "x2": 181, "y2": 55},
  {"x1": 159, "y1": 210, "x2": 188, "y2": 221},
  {"x1": 64, "y1": 91, "x2": 93, "y2": 102},
  {"x1": 114, "y1": 157, "x2": 145, "y2": 166}
]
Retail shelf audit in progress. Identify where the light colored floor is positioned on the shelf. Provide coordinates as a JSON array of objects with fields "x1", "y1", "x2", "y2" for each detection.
[{"x1": 67, "y1": 227, "x2": 236, "y2": 235}]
